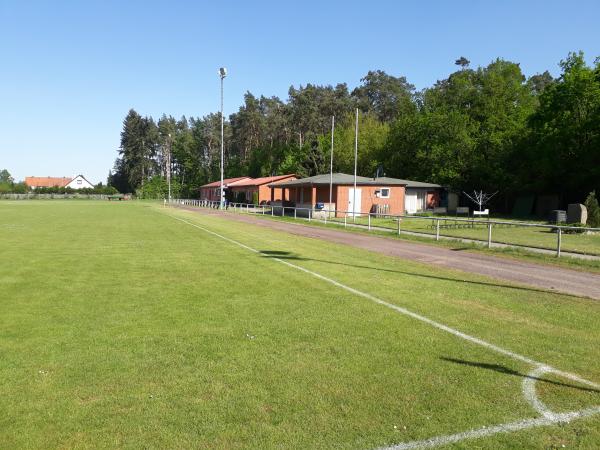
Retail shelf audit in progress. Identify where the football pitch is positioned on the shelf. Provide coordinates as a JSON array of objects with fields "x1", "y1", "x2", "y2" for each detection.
[{"x1": 1, "y1": 201, "x2": 600, "y2": 449}]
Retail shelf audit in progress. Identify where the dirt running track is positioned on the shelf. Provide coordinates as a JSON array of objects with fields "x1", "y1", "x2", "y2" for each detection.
[{"x1": 180, "y1": 207, "x2": 600, "y2": 300}]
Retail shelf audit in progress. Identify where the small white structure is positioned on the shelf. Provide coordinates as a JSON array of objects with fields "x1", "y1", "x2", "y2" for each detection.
[{"x1": 65, "y1": 175, "x2": 94, "y2": 190}]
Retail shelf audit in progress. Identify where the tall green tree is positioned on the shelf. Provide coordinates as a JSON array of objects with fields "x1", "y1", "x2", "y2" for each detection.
[
  {"x1": 352, "y1": 70, "x2": 416, "y2": 122},
  {"x1": 116, "y1": 109, "x2": 159, "y2": 191},
  {"x1": 0, "y1": 169, "x2": 13, "y2": 183},
  {"x1": 525, "y1": 52, "x2": 600, "y2": 200}
]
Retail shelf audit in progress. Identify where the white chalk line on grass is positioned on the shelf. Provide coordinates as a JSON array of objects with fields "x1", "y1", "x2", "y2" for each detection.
[
  {"x1": 377, "y1": 406, "x2": 600, "y2": 450},
  {"x1": 169, "y1": 213, "x2": 600, "y2": 448},
  {"x1": 522, "y1": 366, "x2": 556, "y2": 419}
]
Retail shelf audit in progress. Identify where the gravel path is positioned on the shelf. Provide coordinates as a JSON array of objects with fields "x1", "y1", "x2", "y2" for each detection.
[{"x1": 180, "y1": 207, "x2": 600, "y2": 300}]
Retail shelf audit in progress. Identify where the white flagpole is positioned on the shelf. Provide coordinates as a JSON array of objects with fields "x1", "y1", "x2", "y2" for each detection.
[
  {"x1": 353, "y1": 108, "x2": 358, "y2": 221},
  {"x1": 329, "y1": 116, "x2": 335, "y2": 217}
]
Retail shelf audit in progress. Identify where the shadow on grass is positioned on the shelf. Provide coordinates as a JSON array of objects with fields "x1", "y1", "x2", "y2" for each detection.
[
  {"x1": 258, "y1": 250, "x2": 577, "y2": 298},
  {"x1": 441, "y1": 357, "x2": 600, "y2": 394}
]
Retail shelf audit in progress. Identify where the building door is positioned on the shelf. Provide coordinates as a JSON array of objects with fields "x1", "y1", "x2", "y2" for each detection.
[
  {"x1": 406, "y1": 190, "x2": 426, "y2": 214},
  {"x1": 348, "y1": 188, "x2": 362, "y2": 216},
  {"x1": 405, "y1": 192, "x2": 417, "y2": 214}
]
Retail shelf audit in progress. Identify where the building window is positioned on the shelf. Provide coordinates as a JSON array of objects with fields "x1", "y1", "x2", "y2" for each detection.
[
  {"x1": 77, "y1": 179, "x2": 82, "y2": 184},
  {"x1": 379, "y1": 187, "x2": 390, "y2": 198}
]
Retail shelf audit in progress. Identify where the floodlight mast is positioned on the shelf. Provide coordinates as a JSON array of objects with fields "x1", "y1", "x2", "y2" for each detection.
[
  {"x1": 219, "y1": 67, "x2": 227, "y2": 209},
  {"x1": 353, "y1": 108, "x2": 358, "y2": 222},
  {"x1": 167, "y1": 133, "x2": 172, "y2": 202},
  {"x1": 329, "y1": 116, "x2": 334, "y2": 218}
]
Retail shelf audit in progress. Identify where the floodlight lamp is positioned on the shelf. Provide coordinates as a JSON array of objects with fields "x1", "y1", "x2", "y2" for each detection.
[{"x1": 219, "y1": 67, "x2": 227, "y2": 78}]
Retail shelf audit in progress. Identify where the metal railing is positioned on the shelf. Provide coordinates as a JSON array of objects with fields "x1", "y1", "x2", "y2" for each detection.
[{"x1": 167, "y1": 199, "x2": 600, "y2": 258}]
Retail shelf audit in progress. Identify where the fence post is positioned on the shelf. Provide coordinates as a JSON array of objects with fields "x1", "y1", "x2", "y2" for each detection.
[
  {"x1": 487, "y1": 223, "x2": 492, "y2": 248},
  {"x1": 282, "y1": 206, "x2": 285, "y2": 217},
  {"x1": 436, "y1": 219, "x2": 440, "y2": 241},
  {"x1": 368, "y1": 213, "x2": 371, "y2": 231},
  {"x1": 344, "y1": 214, "x2": 347, "y2": 228},
  {"x1": 308, "y1": 209, "x2": 311, "y2": 222},
  {"x1": 324, "y1": 212, "x2": 327, "y2": 225},
  {"x1": 397, "y1": 217, "x2": 401, "y2": 235},
  {"x1": 271, "y1": 205, "x2": 274, "y2": 216},
  {"x1": 294, "y1": 207, "x2": 297, "y2": 220},
  {"x1": 557, "y1": 227, "x2": 562, "y2": 258}
]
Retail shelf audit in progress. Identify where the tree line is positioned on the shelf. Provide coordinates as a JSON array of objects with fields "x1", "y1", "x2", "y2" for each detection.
[{"x1": 111, "y1": 52, "x2": 600, "y2": 209}]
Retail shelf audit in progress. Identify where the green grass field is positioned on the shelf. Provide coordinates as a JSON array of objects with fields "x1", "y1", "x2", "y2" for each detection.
[{"x1": 1, "y1": 201, "x2": 600, "y2": 449}]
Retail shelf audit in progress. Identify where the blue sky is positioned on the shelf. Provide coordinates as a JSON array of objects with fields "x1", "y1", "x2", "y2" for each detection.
[{"x1": 1, "y1": 0, "x2": 599, "y2": 184}]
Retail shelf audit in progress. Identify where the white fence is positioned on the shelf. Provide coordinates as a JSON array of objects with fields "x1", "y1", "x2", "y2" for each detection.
[{"x1": 167, "y1": 199, "x2": 600, "y2": 258}]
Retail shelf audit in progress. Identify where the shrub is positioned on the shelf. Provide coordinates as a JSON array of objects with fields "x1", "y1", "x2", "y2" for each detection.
[
  {"x1": 135, "y1": 176, "x2": 181, "y2": 199},
  {"x1": 562, "y1": 223, "x2": 586, "y2": 234},
  {"x1": 585, "y1": 191, "x2": 600, "y2": 228}
]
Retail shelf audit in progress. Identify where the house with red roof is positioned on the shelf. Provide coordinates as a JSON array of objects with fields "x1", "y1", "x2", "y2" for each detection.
[
  {"x1": 228, "y1": 174, "x2": 296, "y2": 204},
  {"x1": 199, "y1": 174, "x2": 297, "y2": 204},
  {"x1": 199, "y1": 177, "x2": 251, "y2": 202},
  {"x1": 25, "y1": 176, "x2": 72, "y2": 188},
  {"x1": 25, "y1": 175, "x2": 94, "y2": 190}
]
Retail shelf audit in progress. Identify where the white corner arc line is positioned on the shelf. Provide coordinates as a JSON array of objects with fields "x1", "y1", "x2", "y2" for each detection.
[
  {"x1": 168, "y1": 213, "x2": 600, "y2": 448},
  {"x1": 522, "y1": 365, "x2": 556, "y2": 418}
]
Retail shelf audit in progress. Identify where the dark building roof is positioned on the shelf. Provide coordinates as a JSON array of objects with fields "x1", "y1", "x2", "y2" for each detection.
[
  {"x1": 269, "y1": 173, "x2": 441, "y2": 189},
  {"x1": 230, "y1": 174, "x2": 296, "y2": 187},
  {"x1": 389, "y1": 178, "x2": 442, "y2": 189}
]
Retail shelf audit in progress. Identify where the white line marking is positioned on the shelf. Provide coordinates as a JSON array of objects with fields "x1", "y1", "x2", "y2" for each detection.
[
  {"x1": 522, "y1": 365, "x2": 556, "y2": 418},
  {"x1": 377, "y1": 406, "x2": 600, "y2": 450},
  {"x1": 167, "y1": 212, "x2": 600, "y2": 448}
]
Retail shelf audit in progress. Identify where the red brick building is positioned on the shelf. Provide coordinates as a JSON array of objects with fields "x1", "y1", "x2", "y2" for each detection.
[
  {"x1": 199, "y1": 177, "x2": 251, "y2": 202},
  {"x1": 228, "y1": 174, "x2": 296, "y2": 204},
  {"x1": 269, "y1": 173, "x2": 442, "y2": 217}
]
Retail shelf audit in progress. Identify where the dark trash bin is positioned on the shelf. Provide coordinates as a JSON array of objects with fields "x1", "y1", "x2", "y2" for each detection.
[{"x1": 550, "y1": 210, "x2": 566, "y2": 224}]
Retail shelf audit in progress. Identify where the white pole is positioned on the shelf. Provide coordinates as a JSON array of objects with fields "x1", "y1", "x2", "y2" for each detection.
[
  {"x1": 353, "y1": 108, "x2": 358, "y2": 222},
  {"x1": 329, "y1": 116, "x2": 334, "y2": 218},
  {"x1": 219, "y1": 68, "x2": 227, "y2": 210}
]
